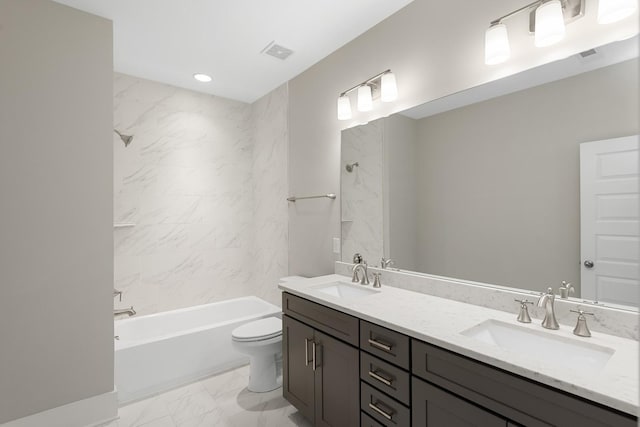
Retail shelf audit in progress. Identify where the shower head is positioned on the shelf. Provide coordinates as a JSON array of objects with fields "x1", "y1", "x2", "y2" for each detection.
[
  {"x1": 114, "y1": 129, "x2": 134, "y2": 147},
  {"x1": 345, "y1": 162, "x2": 359, "y2": 173}
]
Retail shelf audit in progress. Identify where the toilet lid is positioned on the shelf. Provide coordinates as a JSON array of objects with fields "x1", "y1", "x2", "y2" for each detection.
[{"x1": 232, "y1": 317, "x2": 282, "y2": 342}]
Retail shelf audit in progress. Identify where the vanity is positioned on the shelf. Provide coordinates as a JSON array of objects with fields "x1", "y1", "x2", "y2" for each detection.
[{"x1": 280, "y1": 275, "x2": 638, "y2": 427}]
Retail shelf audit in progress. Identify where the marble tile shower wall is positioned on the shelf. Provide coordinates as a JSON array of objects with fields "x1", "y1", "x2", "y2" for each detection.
[
  {"x1": 113, "y1": 73, "x2": 288, "y2": 315},
  {"x1": 341, "y1": 120, "x2": 384, "y2": 264},
  {"x1": 251, "y1": 84, "x2": 289, "y2": 306}
]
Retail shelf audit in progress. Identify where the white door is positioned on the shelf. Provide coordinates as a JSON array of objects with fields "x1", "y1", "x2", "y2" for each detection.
[{"x1": 580, "y1": 135, "x2": 639, "y2": 306}]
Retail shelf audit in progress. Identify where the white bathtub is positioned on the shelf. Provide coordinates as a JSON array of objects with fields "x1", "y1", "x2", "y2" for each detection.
[{"x1": 114, "y1": 296, "x2": 281, "y2": 404}]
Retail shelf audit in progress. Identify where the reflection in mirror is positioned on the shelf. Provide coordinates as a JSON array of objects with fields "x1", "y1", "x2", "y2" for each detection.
[{"x1": 341, "y1": 37, "x2": 639, "y2": 310}]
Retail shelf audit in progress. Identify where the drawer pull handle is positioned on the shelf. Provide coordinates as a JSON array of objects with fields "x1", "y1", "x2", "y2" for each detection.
[
  {"x1": 368, "y1": 402, "x2": 394, "y2": 420},
  {"x1": 304, "y1": 338, "x2": 312, "y2": 367},
  {"x1": 368, "y1": 370, "x2": 393, "y2": 386},
  {"x1": 368, "y1": 338, "x2": 393, "y2": 352},
  {"x1": 312, "y1": 341, "x2": 317, "y2": 371}
]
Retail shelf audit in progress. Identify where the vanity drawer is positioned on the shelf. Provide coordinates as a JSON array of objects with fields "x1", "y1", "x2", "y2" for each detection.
[
  {"x1": 361, "y1": 411, "x2": 385, "y2": 427},
  {"x1": 360, "y1": 351, "x2": 410, "y2": 405},
  {"x1": 361, "y1": 381, "x2": 410, "y2": 427},
  {"x1": 360, "y1": 320, "x2": 410, "y2": 369},
  {"x1": 412, "y1": 339, "x2": 636, "y2": 427},
  {"x1": 282, "y1": 292, "x2": 359, "y2": 346}
]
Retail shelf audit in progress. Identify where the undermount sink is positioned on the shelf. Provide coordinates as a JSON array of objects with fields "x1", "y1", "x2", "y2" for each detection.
[
  {"x1": 312, "y1": 282, "x2": 379, "y2": 299},
  {"x1": 461, "y1": 319, "x2": 615, "y2": 371}
]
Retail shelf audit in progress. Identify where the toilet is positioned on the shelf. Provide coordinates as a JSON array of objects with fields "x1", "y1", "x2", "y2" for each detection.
[
  {"x1": 232, "y1": 316, "x2": 283, "y2": 392},
  {"x1": 231, "y1": 276, "x2": 306, "y2": 392}
]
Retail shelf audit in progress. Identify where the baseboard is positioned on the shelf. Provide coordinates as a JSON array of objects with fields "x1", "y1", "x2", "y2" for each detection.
[{"x1": 1, "y1": 390, "x2": 118, "y2": 427}]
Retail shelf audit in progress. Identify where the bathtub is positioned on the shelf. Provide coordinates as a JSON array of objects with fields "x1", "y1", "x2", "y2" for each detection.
[{"x1": 114, "y1": 296, "x2": 281, "y2": 404}]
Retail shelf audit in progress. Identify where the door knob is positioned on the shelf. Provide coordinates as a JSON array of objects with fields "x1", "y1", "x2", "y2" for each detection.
[{"x1": 583, "y1": 260, "x2": 594, "y2": 268}]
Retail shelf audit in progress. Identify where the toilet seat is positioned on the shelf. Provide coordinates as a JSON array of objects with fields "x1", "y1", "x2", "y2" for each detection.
[{"x1": 232, "y1": 317, "x2": 282, "y2": 342}]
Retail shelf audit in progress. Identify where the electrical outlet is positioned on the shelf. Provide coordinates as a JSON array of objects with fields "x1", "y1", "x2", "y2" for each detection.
[{"x1": 332, "y1": 237, "x2": 341, "y2": 254}]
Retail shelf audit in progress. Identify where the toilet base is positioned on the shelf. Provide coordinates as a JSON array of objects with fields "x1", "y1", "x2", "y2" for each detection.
[{"x1": 248, "y1": 353, "x2": 282, "y2": 393}]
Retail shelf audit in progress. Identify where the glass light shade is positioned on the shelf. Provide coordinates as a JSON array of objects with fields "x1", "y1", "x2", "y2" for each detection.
[
  {"x1": 598, "y1": 0, "x2": 637, "y2": 24},
  {"x1": 337, "y1": 95, "x2": 352, "y2": 120},
  {"x1": 484, "y1": 23, "x2": 511, "y2": 65},
  {"x1": 535, "y1": 0, "x2": 566, "y2": 47},
  {"x1": 357, "y1": 85, "x2": 373, "y2": 112},
  {"x1": 381, "y1": 72, "x2": 398, "y2": 102}
]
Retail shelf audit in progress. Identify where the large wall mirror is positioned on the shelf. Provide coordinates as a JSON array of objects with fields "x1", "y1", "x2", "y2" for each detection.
[{"x1": 341, "y1": 36, "x2": 639, "y2": 310}]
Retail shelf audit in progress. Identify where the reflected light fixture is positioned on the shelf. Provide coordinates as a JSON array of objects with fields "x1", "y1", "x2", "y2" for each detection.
[
  {"x1": 598, "y1": 0, "x2": 638, "y2": 24},
  {"x1": 483, "y1": 0, "x2": 639, "y2": 65},
  {"x1": 336, "y1": 69, "x2": 398, "y2": 120},
  {"x1": 535, "y1": 0, "x2": 566, "y2": 47}
]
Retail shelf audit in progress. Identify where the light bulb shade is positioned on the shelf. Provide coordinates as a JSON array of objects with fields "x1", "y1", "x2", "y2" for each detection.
[
  {"x1": 337, "y1": 95, "x2": 352, "y2": 120},
  {"x1": 484, "y1": 23, "x2": 511, "y2": 65},
  {"x1": 357, "y1": 85, "x2": 373, "y2": 112},
  {"x1": 598, "y1": 0, "x2": 637, "y2": 24},
  {"x1": 381, "y1": 72, "x2": 398, "y2": 102},
  {"x1": 535, "y1": 0, "x2": 566, "y2": 47}
]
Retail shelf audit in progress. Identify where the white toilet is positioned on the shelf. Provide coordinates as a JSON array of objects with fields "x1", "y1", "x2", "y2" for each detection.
[
  {"x1": 232, "y1": 316, "x2": 283, "y2": 392},
  {"x1": 231, "y1": 276, "x2": 306, "y2": 392}
]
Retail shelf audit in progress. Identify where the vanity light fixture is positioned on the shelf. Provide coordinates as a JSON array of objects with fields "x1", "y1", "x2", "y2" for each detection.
[
  {"x1": 484, "y1": 0, "x2": 636, "y2": 65},
  {"x1": 597, "y1": 0, "x2": 638, "y2": 24},
  {"x1": 534, "y1": 0, "x2": 566, "y2": 47},
  {"x1": 357, "y1": 85, "x2": 373, "y2": 112},
  {"x1": 336, "y1": 70, "x2": 398, "y2": 120},
  {"x1": 193, "y1": 73, "x2": 212, "y2": 83}
]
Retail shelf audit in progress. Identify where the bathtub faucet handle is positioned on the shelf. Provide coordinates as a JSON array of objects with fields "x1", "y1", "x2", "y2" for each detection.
[{"x1": 113, "y1": 289, "x2": 123, "y2": 302}]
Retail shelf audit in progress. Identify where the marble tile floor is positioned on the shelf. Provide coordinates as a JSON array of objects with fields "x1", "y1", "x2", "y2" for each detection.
[{"x1": 102, "y1": 365, "x2": 312, "y2": 427}]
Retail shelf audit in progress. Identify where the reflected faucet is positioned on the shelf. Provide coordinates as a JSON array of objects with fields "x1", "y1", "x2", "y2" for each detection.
[{"x1": 537, "y1": 288, "x2": 559, "y2": 330}]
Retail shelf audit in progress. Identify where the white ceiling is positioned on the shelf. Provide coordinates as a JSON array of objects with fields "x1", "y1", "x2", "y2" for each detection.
[{"x1": 52, "y1": 0, "x2": 414, "y2": 103}]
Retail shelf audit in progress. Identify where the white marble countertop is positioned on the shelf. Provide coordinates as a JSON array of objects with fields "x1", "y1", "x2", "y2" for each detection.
[{"x1": 279, "y1": 274, "x2": 639, "y2": 416}]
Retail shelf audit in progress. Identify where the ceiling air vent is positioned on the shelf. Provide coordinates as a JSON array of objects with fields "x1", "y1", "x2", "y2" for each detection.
[
  {"x1": 579, "y1": 48, "x2": 598, "y2": 58},
  {"x1": 261, "y1": 41, "x2": 294, "y2": 60}
]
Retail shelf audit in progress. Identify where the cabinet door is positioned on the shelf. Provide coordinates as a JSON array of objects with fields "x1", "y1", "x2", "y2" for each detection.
[
  {"x1": 314, "y1": 330, "x2": 360, "y2": 427},
  {"x1": 283, "y1": 315, "x2": 315, "y2": 422},
  {"x1": 412, "y1": 377, "x2": 507, "y2": 427}
]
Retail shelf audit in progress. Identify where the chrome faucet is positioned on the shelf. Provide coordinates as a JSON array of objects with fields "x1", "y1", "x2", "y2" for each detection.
[
  {"x1": 537, "y1": 288, "x2": 559, "y2": 330},
  {"x1": 114, "y1": 306, "x2": 136, "y2": 317},
  {"x1": 380, "y1": 257, "x2": 395, "y2": 269},
  {"x1": 352, "y1": 262, "x2": 370, "y2": 285}
]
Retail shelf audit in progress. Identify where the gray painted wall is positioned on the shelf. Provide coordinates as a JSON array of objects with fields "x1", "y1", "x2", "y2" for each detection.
[
  {"x1": 0, "y1": 0, "x2": 113, "y2": 422},
  {"x1": 415, "y1": 59, "x2": 639, "y2": 294},
  {"x1": 287, "y1": 0, "x2": 632, "y2": 277}
]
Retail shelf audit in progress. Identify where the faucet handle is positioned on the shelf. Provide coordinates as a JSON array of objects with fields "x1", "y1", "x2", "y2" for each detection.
[
  {"x1": 570, "y1": 309, "x2": 594, "y2": 337},
  {"x1": 113, "y1": 289, "x2": 123, "y2": 302},
  {"x1": 570, "y1": 309, "x2": 594, "y2": 316},
  {"x1": 372, "y1": 273, "x2": 382, "y2": 288},
  {"x1": 514, "y1": 299, "x2": 533, "y2": 323}
]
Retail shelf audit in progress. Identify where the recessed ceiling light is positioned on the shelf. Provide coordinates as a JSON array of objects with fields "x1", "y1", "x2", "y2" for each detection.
[{"x1": 193, "y1": 73, "x2": 212, "y2": 83}]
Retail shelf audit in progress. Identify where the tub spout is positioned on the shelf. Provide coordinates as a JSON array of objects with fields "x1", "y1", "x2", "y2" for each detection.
[{"x1": 114, "y1": 306, "x2": 136, "y2": 317}]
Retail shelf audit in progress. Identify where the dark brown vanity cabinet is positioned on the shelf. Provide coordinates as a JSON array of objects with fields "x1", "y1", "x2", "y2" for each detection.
[
  {"x1": 282, "y1": 292, "x2": 637, "y2": 427},
  {"x1": 282, "y1": 293, "x2": 360, "y2": 427},
  {"x1": 411, "y1": 340, "x2": 637, "y2": 427}
]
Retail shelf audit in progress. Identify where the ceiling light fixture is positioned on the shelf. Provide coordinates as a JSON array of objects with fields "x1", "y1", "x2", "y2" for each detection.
[
  {"x1": 336, "y1": 70, "x2": 398, "y2": 121},
  {"x1": 481, "y1": 0, "x2": 630, "y2": 65},
  {"x1": 193, "y1": 73, "x2": 212, "y2": 83}
]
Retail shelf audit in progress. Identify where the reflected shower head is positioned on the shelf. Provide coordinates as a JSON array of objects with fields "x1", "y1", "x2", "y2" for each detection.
[
  {"x1": 114, "y1": 129, "x2": 134, "y2": 147},
  {"x1": 345, "y1": 162, "x2": 359, "y2": 172}
]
